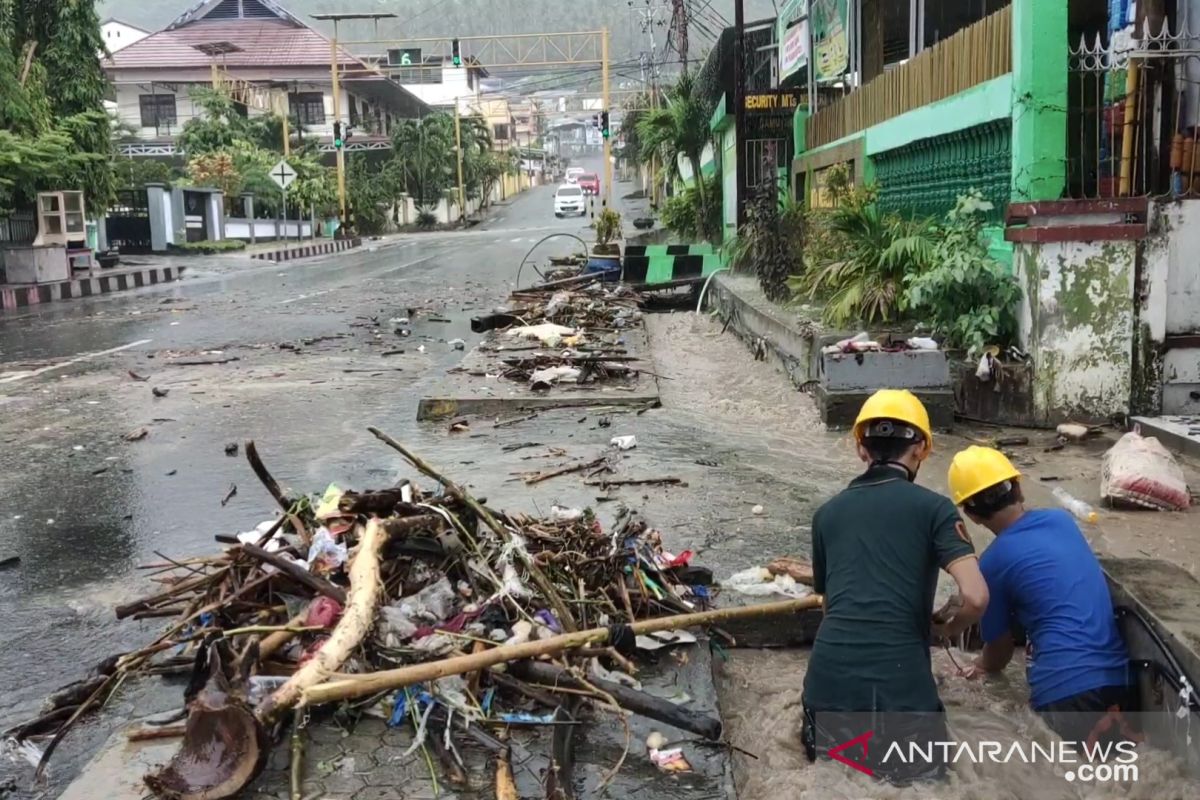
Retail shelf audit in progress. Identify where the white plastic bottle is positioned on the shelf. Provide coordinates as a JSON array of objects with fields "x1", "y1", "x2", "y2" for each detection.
[{"x1": 1052, "y1": 486, "x2": 1099, "y2": 524}]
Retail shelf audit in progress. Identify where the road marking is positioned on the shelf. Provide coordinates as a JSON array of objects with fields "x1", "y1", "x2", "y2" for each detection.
[
  {"x1": 277, "y1": 288, "x2": 335, "y2": 305},
  {"x1": 0, "y1": 339, "x2": 153, "y2": 384},
  {"x1": 510, "y1": 237, "x2": 523, "y2": 243}
]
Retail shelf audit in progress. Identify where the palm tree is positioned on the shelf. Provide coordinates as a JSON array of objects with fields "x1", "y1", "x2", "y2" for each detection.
[
  {"x1": 635, "y1": 73, "x2": 714, "y2": 215},
  {"x1": 391, "y1": 114, "x2": 455, "y2": 211}
]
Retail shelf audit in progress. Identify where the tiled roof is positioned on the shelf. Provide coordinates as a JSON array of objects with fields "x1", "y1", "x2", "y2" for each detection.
[{"x1": 105, "y1": 19, "x2": 356, "y2": 70}]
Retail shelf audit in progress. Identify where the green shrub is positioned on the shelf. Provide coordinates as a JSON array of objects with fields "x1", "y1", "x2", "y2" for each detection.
[
  {"x1": 416, "y1": 210, "x2": 438, "y2": 229},
  {"x1": 659, "y1": 175, "x2": 720, "y2": 241},
  {"x1": 594, "y1": 208, "x2": 623, "y2": 246},
  {"x1": 174, "y1": 239, "x2": 248, "y2": 254},
  {"x1": 903, "y1": 191, "x2": 1021, "y2": 355},
  {"x1": 792, "y1": 197, "x2": 932, "y2": 325},
  {"x1": 725, "y1": 186, "x2": 802, "y2": 303}
]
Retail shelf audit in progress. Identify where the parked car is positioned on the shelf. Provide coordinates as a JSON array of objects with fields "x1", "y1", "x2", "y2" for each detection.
[
  {"x1": 577, "y1": 173, "x2": 600, "y2": 196},
  {"x1": 554, "y1": 184, "x2": 587, "y2": 217},
  {"x1": 565, "y1": 167, "x2": 585, "y2": 183}
]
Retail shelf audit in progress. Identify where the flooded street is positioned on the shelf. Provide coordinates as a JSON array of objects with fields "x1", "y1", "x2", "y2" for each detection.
[{"x1": 3, "y1": 184, "x2": 1200, "y2": 799}]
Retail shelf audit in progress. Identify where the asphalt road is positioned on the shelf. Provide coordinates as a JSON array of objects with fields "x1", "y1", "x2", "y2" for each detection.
[{"x1": 0, "y1": 170, "x2": 646, "y2": 785}]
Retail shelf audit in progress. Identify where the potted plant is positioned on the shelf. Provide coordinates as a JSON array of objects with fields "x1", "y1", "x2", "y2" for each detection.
[{"x1": 586, "y1": 208, "x2": 623, "y2": 280}]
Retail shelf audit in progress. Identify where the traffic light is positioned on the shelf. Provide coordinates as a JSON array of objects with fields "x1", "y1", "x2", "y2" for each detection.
[
  {"x1": 451, "y1": 38, "x2": 462, "y2": 67},
  {"x1": 591, "y1": 114, "x2": 599, "y2": 130},
  {"x1": 600, "y1": 110, "x2": 610, "y2": 139}
]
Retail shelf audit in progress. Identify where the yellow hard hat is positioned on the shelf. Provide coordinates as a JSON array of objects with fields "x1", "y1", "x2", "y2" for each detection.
[
  {"x1": 948, "y1": 446, "x2": 1021, "y2": 506},
  {"x1": 853, "y1": 389, "x2": 934, "y2": 452}
]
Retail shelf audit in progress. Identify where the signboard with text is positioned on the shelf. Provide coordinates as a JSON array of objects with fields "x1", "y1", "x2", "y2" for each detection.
[
  {"x1": 810, "y1": 0, "x2": 849, "y2": 82},
  {"x1": 777, "y1": 0, "x2": 809, "y2": 81},
  {"x1": 743, "y1": 89, "x2": 806, "y2": 116}
]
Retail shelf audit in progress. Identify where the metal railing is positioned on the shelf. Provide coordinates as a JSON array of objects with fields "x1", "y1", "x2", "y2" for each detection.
[
  {"x1": 806, "y1": 5, "x2": 1012, "y2": 150},
  {"x1": 1068, "y1": 20, "x2": 1200, "y2": 199}
]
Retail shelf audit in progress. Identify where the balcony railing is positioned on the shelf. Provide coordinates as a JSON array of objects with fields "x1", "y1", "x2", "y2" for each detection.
[{"x1": 806, "y1": 5, "x2": 1012, "y2": 150}]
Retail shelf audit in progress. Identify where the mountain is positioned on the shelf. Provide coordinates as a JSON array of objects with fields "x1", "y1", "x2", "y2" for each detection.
[{"x1": 97, "y1": 0, "x2": 779, "y2": 68}]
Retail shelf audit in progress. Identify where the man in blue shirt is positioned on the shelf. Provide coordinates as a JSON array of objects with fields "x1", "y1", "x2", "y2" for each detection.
[{"x1": 947, "y1": 446, "x2": 1134, "y2": 742}]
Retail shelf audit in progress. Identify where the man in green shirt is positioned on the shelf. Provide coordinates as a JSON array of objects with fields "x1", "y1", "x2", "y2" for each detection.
[{"x1": 801, "y1": 389, "x2": 989, "y2": 783}]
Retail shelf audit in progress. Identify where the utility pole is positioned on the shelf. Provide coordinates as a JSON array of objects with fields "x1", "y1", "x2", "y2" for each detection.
[
  {"x1": 733, "y1": 0, "x2": 746, "y2": 226},
  {"x1": 602, "y1": 27, "x2": 612, "y2": 206},
  {"x1": 671, "y1": 0, "x2": 689, "y2": 73},
  {"x1": 454, "y1": 101, "x2": 467, "y2": 223},
  {"x1": 330, "y1": 35, "x2": 347, "y2": 226}
]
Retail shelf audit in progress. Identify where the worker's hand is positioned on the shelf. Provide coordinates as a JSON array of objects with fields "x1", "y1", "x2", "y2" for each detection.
[{"x1": 956, "y1": 658, "x2": 988, "y2": 680}]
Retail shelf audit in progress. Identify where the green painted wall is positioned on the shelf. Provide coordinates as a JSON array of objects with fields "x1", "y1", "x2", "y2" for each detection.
[
  {"x1": 863, "y1": 75, "x2": 1013, "y2": 155},
  {"x1": 1011, "y1": 0, "x2": 1067, "y2": 201}
]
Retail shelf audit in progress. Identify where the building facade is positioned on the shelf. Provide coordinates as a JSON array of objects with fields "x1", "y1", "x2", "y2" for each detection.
[{"x1": 104, "y1": 0, "x2": 427, "y2": 156}]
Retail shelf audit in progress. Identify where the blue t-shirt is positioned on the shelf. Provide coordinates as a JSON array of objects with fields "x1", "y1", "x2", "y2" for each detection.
[{"x1": 979, "y1": 509, "x2": 1129, "y2": 708}]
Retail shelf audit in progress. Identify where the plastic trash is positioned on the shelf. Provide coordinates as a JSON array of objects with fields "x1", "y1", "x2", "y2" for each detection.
[
  {"x1": 448, "y1": 338, "x2": 466, "y2": 351},
  {"x1": 549, "y1": 505, "x2": 583, "y2": 522},
  {"x1": 1056, "y1": 422, "x2": 1090, "y2": 441},
  {"x1": 305, "y1": 596, "x2": 344, "y2": 627},
  {"x1": 1101, "y1": 431, "x2": 1191, "y2": 511},
  {"x1": 635, "y1": 630, "x2": 698, "y2": 651},
  {"x1": 378, "y1": 578, "x2": 458, "y2": 645},
  {"x1": 610, "y1": 435, "x2": 637, "y2": 450},
  {"x1": 649, "y1": 747, "x2": 692, "y2": 773},
  {"x1": 247, "y1": 675, "x2": 289, "y2": 707},
  {"x1": 724, "y1": 566, "x2": 811, "y2": 599},
  {"x1": 236, "y1": 519, "x2": 287, "y2": 552},
  {"x1": 907, "y1": 336, "x2": 939, "y2": 350},
  {"x1": 545, "y1": 291, "x2": 572, "y2": 318},
  {"x1": 1051, "y1": 486, "x2": 1100, "y2": 524},
  {"x1": 306, "y1": 528, "x2": 348, "y2": 573},
  {"x1": 506, "y1": 323, "x2": 577, "y2": 347},
  {"x1": 530, "y1": 366, "x2": 581, "y2": 387},
  {"x1": 751, "y1": 504, "x2": 765, "y2": 515}
]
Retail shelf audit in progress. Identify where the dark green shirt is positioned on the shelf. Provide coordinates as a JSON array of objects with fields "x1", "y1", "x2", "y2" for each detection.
[{"x1": 803, "y1": 464, "x2": 975, "y2": 711}]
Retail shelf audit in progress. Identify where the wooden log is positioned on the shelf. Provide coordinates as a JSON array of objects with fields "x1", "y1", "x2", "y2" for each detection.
[
  {"x1": 524, "y1": 456, "x2": 607, "y2": 485},
  {"x1": 127, "y1": 725, "x2": 186, "y2": 742},
  {"x1": 257, "y1": 520, "x2": 389, "y2": 723},
  {"x1": 300, "y1": 596, "x2": 823, "y2": 706},
  {"x1": 513, "y1": 661, "x2": 720, "y2": 740},
  {"x1": 239, "y1": 545, "x2": 346, "y2": 605},
  {"x1": 115, "y1": 571, "x2": 221, "y2": 620}
]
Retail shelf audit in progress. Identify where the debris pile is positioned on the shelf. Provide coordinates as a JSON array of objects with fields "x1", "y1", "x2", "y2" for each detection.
[
  {"x1": 13, "y1": 428, "x2": 816, "y2": 799},
  {"x1": 473, "y1": 282, "x2": 651, "y2": 392}
]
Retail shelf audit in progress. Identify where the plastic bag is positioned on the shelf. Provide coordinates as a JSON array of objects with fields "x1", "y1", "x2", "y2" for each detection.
[
  {"x1": 378, "y1": 577, "x2": 458, "y2": 645},
  {"x1": 1101, "y1": 432, "x2": 1191, "y2": 511},
  {"x1": 723, "y1": 566, "x2": 811, "y2": 599},
  {"x1": 610, "y1": 435, "x2": 637, "y2": 450},
  {"x1": 306, "y1": 527, "x2": 348, "y2": 574}
]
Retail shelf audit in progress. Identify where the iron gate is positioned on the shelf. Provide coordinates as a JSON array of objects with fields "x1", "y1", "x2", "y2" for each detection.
[{"x1": 106, "y1": 189, "x2": 152, "y2": 253}]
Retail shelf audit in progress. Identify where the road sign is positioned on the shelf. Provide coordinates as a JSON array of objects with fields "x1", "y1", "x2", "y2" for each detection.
[{"x1": 269, "y1": 159, "x2": 297, "y2": 191}]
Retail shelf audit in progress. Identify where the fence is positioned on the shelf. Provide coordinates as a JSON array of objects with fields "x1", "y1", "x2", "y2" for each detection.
[
  {"x1": 0, "y1": 212, "x2": 36, "y2": 245},
  {"x1": 806, "y1": 5, "x2": 1012, "y2": 150},
  {"x1": 1067, "y1": 20, "x2": 1200, "y2": 199}
]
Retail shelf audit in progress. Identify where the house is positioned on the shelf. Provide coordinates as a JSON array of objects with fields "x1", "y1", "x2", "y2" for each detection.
[
  {"x1": 101, "y1": 18, "x2": 152, "y2": 53},
  {"x1": 104, "y1": 0, "x2": 428, "y2": 156},
  {"x1": 389, "y1": 55, "x2": 488, "y2": 114}
]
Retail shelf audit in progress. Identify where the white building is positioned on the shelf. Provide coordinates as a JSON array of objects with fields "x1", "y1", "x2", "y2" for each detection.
[{"x1": 101, "y1": 18, "x2": 151, "y2": 53}]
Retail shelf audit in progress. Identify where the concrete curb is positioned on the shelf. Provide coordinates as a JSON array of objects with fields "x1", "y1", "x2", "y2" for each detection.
[
  {"x1": 0, "y1": 265, "x2": 186, "y2": 311},
  {"x1": 250, "y1": 238, "x2": 362, "y2": 263}
]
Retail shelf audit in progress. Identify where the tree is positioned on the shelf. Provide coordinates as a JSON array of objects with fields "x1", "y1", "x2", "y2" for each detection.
[
  {"x1": 187, "y1": 152, "x2": 243, "y2": 199},
  {"x1": 636, "y1": 73, "x2": 714, "y2": 226},
  {"x1": 0, "y1": 0, "x2": 114, "y2": 213},
  {"x1": 391, "y1": 115, "x2": 456, "y2": 211}
]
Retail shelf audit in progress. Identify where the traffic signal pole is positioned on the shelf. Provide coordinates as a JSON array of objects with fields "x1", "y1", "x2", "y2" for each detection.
[
  {"x1": 330, "y1": 36, "x2": 348, "y2": 225},
  {"x1": 454, "y1": 102, "x2": 467, "y2": 223},
  {"x1": 601, "y1": 27, "x2": 612, "y2": 206}
]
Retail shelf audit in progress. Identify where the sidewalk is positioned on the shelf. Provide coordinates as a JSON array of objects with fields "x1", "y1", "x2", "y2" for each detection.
[{"x1": 0, "y1": 262, "x2": 185, "y2": 311}]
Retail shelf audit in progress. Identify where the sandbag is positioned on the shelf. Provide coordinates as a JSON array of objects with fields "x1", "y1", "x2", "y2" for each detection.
[{"x1": 1100, "y1": 432, "x2": 1191, "y2": 511}]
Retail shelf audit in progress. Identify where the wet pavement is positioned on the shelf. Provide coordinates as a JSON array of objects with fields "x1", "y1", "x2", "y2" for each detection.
[{"x1": 5, "y1": 167, "x2": 1200, "y2": 798}]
